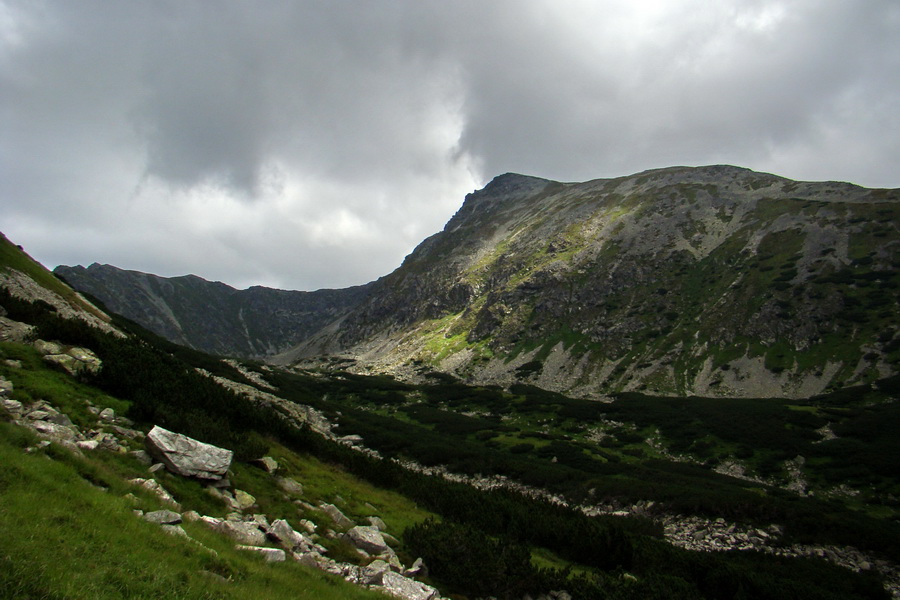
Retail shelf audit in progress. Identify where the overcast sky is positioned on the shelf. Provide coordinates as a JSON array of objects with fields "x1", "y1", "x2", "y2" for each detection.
[{"x1": 2, "y1": 1, "x2": 898, "y2": 291}]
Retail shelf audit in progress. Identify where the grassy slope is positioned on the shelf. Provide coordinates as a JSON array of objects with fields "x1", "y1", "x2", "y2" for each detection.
[
  {"x1": 0, "y1": 424, "x2": 392, "y2": 600},
  {"x1": 0, "y1": 342, "x2": 430, "y2": 600}
]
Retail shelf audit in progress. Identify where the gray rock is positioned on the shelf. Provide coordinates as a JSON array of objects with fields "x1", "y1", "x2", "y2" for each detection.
[
  {"x1": 30, "y1": 420, "x2": 80, "y2": 443},
  {"x1": 0, "y1": 317, "x2": 33, "y2": 344},
  {"x1": 161, "y1": 524, "x2": 188, "y2": 537},
  {"x1": 66, "y1": 347, "x2": 101, "y2": 373},
  {"x1": 250, "y1": 514, "x2": 270, "y2": 529},
  {"x1": 298, "y1": 519, "x2": 317, "y2": 534},
  {"x1": 76, "y1": 440, "x2": 100, "y2": 451},
  {"x1": 145, "y1": 425, "x2": 233, "y2": 480},
  {"x1": 143, "y1": 510, "x2": 182, "y2": 525},
  {"x1": 320, "y1": 503, "x2": 354, "y2": 529},
  {"x1": 367, "y1": 516, "x2": 387, "y2": 531},
  {"x1": 359, "y1": 559, "x2": 392, "y2": 585},
  {"x1": 128, "y1": 478, "x2": 179, "y2": 507},
  {"x1": 1, "y1": 397, "x2": 23, "y2": 416},
  {"x1": 345, "y1": 526, "x2": 391, "y2": 555},
  {"x1": 98, "y1": 407, "x2": 116, "y2": 421},
  {"x1": 276, "y1": 476, "x2": 303, "y2": 496},
  {"x1": 403, "y1": 557, "x2": 428, "y2": 578},
  {"x1": 235, "y1": 546, "x2": 286, "y2": 562},
  {"x1": 0, "y1": 376, "x2": 14, "y2": 396},
  {"x1": 233, "y1": 489, "x2": 256, "y2": 510},
  {"x1": 254, "y1": 456, "x2": 278, "y2": 473},
  {"x1": 42, "y1": 353, "x2": 95, "y2": 376},
  {"x1": 34, "y1": 340, "x2": 63, "y2": 355},
  {"x1": 215, "y1": 521, "x2": 267, "y2": 546},
  {"x1": 380, "y1": 571, "x2": 439, "y2": 600},
  {"x1": 267, "y1": 519, "x2": 304, "y2": 550}
]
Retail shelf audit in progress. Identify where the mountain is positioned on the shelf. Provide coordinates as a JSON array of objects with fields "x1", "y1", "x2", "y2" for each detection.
[
  {"x1": 56, "y1": 165, "x2": 900, "y2": 398},
  {"x1": 4, "y1": 230, "x2": 900, "y2": 599},
  {"x1": 54, "y1": 263, "x2": 373, "y2": 358}
]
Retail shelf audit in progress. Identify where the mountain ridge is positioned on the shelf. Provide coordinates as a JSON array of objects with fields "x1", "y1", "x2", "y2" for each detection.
[
  {"x1": 55, "y1": 165, "x2": 900, "y2": 398},
  {"x1": 54, "y1": 262, "x2": 374, "y2": 358}
]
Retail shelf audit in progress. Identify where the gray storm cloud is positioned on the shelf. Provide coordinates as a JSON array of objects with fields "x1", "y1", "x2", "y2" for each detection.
[{"x1": 1, "y1": 0, "x2": 898, "y2": 290}]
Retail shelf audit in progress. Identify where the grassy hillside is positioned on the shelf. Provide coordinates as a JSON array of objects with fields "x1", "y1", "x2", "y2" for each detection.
[{"x1": 0, "y1": 420, "x2": 389, "y2": 600}]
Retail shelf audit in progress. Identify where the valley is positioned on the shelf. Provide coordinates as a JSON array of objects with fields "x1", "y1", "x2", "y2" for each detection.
[{"x1": 3, "y1": 163, "x2": 900, "y2": 599}]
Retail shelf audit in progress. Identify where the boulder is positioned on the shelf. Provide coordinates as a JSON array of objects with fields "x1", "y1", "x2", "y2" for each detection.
[
  {"x1": 1, "y1": 397, "x2": 23, "y2": 417},
  {"x1": 320, "y1": 503, "x2": 354, "y2": 529},
  {"x1": 128, "y1": 478, "x2": 179, "y2": 507},
  {"x1": 145, "y1": 425, "x2": 233, "y2": 480},
  {"x1": 213, "y1": 520, "x2": 267, "y2": 546},
  {"x1": 253, "y1": 456, "x2": 278, "y2": 473},
  {"x1": 34, "y1": 340, "x2": 63, "y2": 355},
  {"x1": 267, "y1": 519, "x2": 304, "y2": 550},
  {"x1": 367, "y1": 516, "x2": 387, "y2": 531},
  {"x1": 160, "y1": 524, "x2": 188, "y2": 538},
  {"x1": 359, "y1": 559, "x2": 392, "y2": 585},
  {"x1": 233, "y1": 489, "x2": 256, "y2": 510},
  {"x1": 66, "y1": 347, "x2": 102, "y2": 373},
  {"x1": 143, "y1": 510, "x2": 182, "y2": 525},
  {"x1": 31, "y1": 420, "x2": 80, "y2": 443},
  {"x1": 345, "y1": 526, "x2": 391, "y2": 555},
  {"x1": 41, "y1": 349, "x2": 101, "y2": 376},
  {"x1": 380, "y1": 571, "x2": 439, "y2": 600}
]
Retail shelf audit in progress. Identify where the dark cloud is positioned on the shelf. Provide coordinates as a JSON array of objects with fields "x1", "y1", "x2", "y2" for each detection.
[{"x1": 1, "y1": 1, "x2": 898, "y2": 290}]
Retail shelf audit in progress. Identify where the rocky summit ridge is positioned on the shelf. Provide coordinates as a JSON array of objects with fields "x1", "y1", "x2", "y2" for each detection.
[{"x1": 56, "y1": 165, "x2": 900, "y2": 398}]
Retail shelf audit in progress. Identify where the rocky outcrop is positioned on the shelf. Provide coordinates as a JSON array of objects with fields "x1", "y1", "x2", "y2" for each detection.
[
  {"x1": 380, "y1": 571, "x2": 440, "y2": 600},
  {"x1": 38, "y1": 343, "x2": 102, "y2": 376},
  {"x1": 144, "y1": 425, "x2": 233, "y2": 480},
  {"x1": 0, "y1": 264, "x2": 121, "y2": 337}
]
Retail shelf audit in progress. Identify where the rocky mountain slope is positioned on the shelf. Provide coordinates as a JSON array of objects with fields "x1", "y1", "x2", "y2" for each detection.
[
  {"x1": 57, "y1": 165, "x2": 900, "y2": 398},
  {"x1": 5, "y1": 230, "x2": 900, "y2": 599},
  {"x1": 54, "y1": 263, "x2": 373, "y2": 358},
  {"x1": 283, "y1": 165, "x2": 900, "y2": 398}
]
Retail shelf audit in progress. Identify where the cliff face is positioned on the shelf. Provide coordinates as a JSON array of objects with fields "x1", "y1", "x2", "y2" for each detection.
[
  {"x1": 54, "y1": 264, "x2": 373, "y2": 358},
  {"x1": 57, "y1": 166, "x2": 900, "y2": 397},
  {"x1": 278, "y1": 166, "x2": 900, "y2": 398}
]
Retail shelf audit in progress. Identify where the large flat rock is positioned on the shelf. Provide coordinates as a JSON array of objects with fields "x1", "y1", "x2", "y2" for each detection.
[{"x1": 145, "y1": 425, "x2": 233, "y2": 480}]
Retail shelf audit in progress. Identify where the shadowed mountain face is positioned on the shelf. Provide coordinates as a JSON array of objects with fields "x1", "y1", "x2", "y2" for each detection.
[
  {"x1": 57, "y1": 165, "x2": 900, "y2": 397},
  {"x1": 53, "y1": 264, "x2": 373, "y2": 358}
]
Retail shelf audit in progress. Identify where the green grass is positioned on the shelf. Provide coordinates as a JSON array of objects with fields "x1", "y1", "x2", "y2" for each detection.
[
  {"x1": 0, "y1": 342, "x2": 129, "y2": 430},
  {"x1": 0, "y1": 422, "x2": 385, "y2": 600}
]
